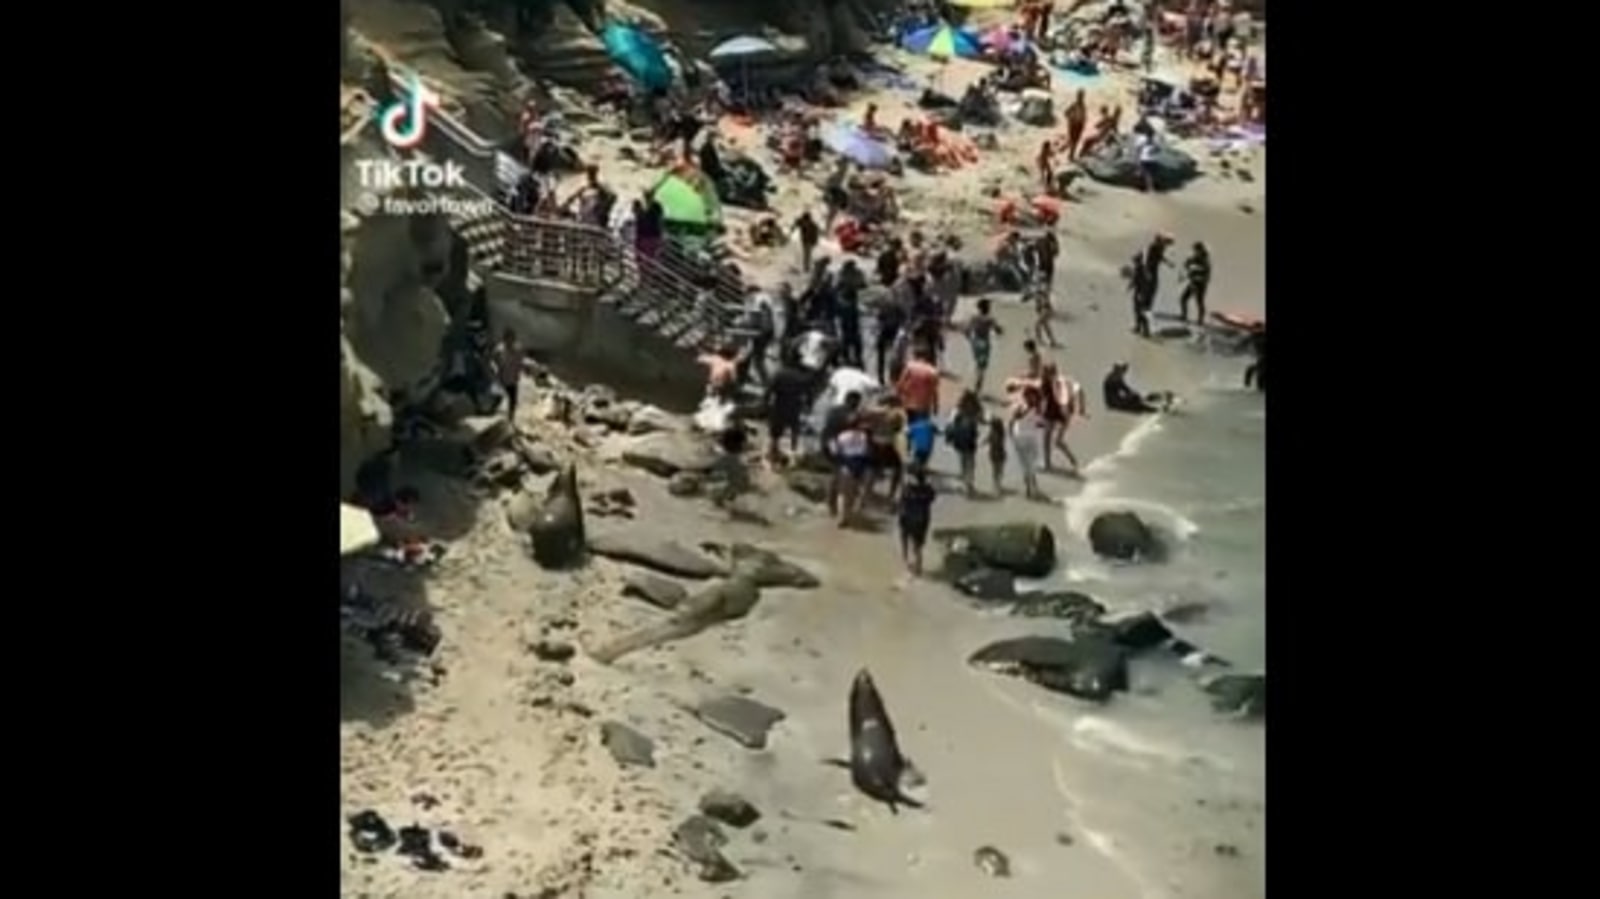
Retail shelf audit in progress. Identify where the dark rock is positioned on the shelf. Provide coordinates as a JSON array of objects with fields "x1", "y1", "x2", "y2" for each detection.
[
  {"x1": 718, "y1": 542, "x2": 821, "y2": 589},
  {"x1": 673, "y1": 815, "x2": 741, "y2": 882},
  {"x1": 1203, "y1": 673, "x2": 1265, "y2": 719},
  {"x1": 1011, "y1": 591, "x2": 1106, "y2": 622},
  {"x1": 1087, "y1": 511, "x2": 1164, "y2": 562},
  {"x1": 955, "y1": 566, "x2": 1017, "y2": 601},
  {"x1": 347, "y1": 810, "x2": 397, "y2": 853},
  {"x1": 784, "y1": 469, "x2": 832, "y2": 502},
  {"x1": 668, "y1": 471, "x2": 703, "y2": 497},
  {"x1": 693, "y1": 695, "x2": 787, "y2": 749},
  {"x1": 968, "y1": 635, "x2": 1130, "y2": 702},
  {"x1": 528, "y1": 465, "x2": 586, "y2": 569},
  {"x1": 973, "y1": 845, "x2": 1012, "y2": 877},
  {"x1": 621, "y1": 573, "x2": 688, "y2": 610},
  {"x1": 931, "y1": 523, "x2": 1057, "y2": 577},
  {"x1": 627, "y1": 404, "x2": 681, "y2": 435},
  {"x1": 699, "y1": 790, "x2": 761, "y2": 828},
  {"x1": 621, "y1": 431, "x2": 719, "y2": 477},
  {"x1": 588, "y1": 531, "x2": 723, "y2": 579},
  {"x1": 1081, "y1": 134, "x2": 1200, "y2": 192},
  {"x1": 530, "y1": 639, "x2": 576, "y2": 663},
  {"x1": 600, "y1": 720, "x2": 656, "y2": 767}
]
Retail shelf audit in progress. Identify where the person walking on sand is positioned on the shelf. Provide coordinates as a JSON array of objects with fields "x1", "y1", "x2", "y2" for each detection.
[
  {"x1": 1037, "y1": 140, "x2": 1056, "y2": 192},
  {"x1": 764, "y1": 352, "x2": 810, "y2": 466},
  {"x1": 948, "y1": 390, "x2": 983, "y2": 496},
  {"x1": 1141, "y1": 232, "x2": 1175, "y2": 308},
  {"x1": 1029, "y1": 274, "x2": 1061, "y2": 348},
  {"x1": 1039, "y1": 362, "x2": 1085, "y2": 475},
  {"x1": 820, "y1": 389, "x2": 864, "y2": 515},
  {"x1": 906, "y1": 407, "x2": 939, "y2": 470},
  {"x1": 792, "y1": 210, "x2": 821, "y2": 273},
  {"x1": 1179, "y1": 241, "x2": 1212, "y2": 323},
  {"x1": 1010, "y1": 386, "x2": 1048, "y2": 501},
  {"x1": 1033, "y1": 228, "x2": 1060, "y2": 289},
  {"x1": 896, "y1": 348, "x2": 942, "y2": 420},
  {"x1": 493, "y1": 329, "x2": 526, "y2": 421},
  {"x1": 1064, "y1": 90, "x2": 1088, "y2": 161},
  {"x1": 897, "y1": 463, "x2": 938, "y2": 576},
  {"x1": 832, "y1": 413, "x2": 874, "y2": 527},
  {"x1": 965, "y1": 298, "x2": 1004, "y2": 393},
  {"x1": 984, "y1": 416, "x2": 1008, "y2": 494}
]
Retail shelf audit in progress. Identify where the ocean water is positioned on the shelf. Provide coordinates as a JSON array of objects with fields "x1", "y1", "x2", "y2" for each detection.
[{"x1": 1034, "y1": 381, "x2": 1268, "y2": 898}]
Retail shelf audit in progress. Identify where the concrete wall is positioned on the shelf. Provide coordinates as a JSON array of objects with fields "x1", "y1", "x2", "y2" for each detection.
[{"x1": 488, "y1": 276, "x2": 705, "y2": 412}]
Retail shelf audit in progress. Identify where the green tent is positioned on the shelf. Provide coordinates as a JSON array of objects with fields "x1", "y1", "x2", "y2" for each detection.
[{"x1": 651, "y1": 173, "x2": 721, "y2": 228}]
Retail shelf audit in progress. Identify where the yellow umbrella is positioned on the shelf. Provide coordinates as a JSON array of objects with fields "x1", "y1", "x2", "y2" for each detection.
[
  {"x1": 340, "y1": 503, "x2": 381, "y2": 557},
  {"x1": 946, "y1": 0, "x2": 1016, "y2": 7}
]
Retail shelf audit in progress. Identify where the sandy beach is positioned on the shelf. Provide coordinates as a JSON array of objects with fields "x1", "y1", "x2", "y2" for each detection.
[{"x1": 341, "y1": 22, "x2": 1264, "y2": 899}]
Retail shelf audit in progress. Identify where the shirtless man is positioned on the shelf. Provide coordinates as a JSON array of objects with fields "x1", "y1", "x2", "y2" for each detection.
[{"x1": 1063, "y1": 89, "x2": 1088, "y2": 160}]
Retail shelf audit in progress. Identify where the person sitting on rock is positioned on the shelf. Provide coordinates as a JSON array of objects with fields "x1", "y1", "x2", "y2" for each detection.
[{"x1": 1102, "y1": 362, "x2": 1172, "y2": 414}]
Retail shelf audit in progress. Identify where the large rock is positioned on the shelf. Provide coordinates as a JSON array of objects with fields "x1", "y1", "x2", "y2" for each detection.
[
  {"x1": 1203, "y1": 673, "x2": 1265, "y2": 720},
  {"x1": 528, "y1": 465, "x2": 587, "y2": 569},
  {"x1": 1011, "y1": 591, "x2": 1106, "y2": 622},
  {"x1": 693, "y1": 695, "x2": 787, "y2": 749},
  {"x1": 968, "y1": 635, "x2": 1130, "y2": 703},
  {"x1": 1081, "y1": 134, "x2": 1200, "y2": 192},
  {"x1": 588, "y1": 531, "x2": 723, "y2": 579},
  {"x1": 932, "y1": 523, "x2": 1058, "y2": 577},
  {"x1": 620, "y1": 432, "x2": 718, "y2": 477},
  {"x1": 600, "y1": 720, "x2": 656, "y2": 768},
  {"x1": 1087, "y1": 511, "x2": 1163, "y2": 562}
]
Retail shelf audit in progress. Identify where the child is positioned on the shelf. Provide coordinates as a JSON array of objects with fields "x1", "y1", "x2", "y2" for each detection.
[
  {"x1": 947, "y1": 392, "x2": 983, "y2": 496},
  {"x1": 897, "y1": 464, "x2": 938, "y2": 575},
  {"x1": 906, "y1": 411, "x2": 939, "y2": 470},
  {"x1": 984, "y1": 416, "x2": 1008, "y2": 495},
  {"x1": 965, "y1": 298, "x2": 1004, "y2": 394}
]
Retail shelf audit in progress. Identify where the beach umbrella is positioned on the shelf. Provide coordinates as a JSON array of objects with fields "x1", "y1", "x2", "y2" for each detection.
[
  {"x1": 340, "y1": 503, "x2": 381, "y2": 557},
  {"x1": 821, "y1": 122, "x2": 896, "y2": 170},
  {"x1": 900, "y1": 22, "x2": 983, "y2": 60},
  {"x1": 709, "y1": 34, "x2": 780, "y2": 101},
  {"x1": 600, "y1": 21, "x2": 673, "y2": 92},
  {"x1": 652, "y1": 174, "x2": 719, "y2": 227}
]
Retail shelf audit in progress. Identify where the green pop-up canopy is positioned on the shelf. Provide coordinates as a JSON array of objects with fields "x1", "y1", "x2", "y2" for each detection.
[{"x1": 651, "y1": 173, "x2": 721, "y2": 227}]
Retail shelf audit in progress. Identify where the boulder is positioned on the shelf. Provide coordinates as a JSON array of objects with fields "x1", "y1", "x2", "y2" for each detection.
[
  {"x1": 1203, "y1": 673, "x2": 1265, "y2": 720},
  {"x1": 932, "y1": 523, "x2": 1057, "y2": 577},
  {"x1": 621, "y1": 573, "x2": 689, "y2": 610},
  {"x1": 693, "y1": 695, "x2": 787, "y2": 749},
  {"x1": 1010, "y1": 591, "x2": 1106, "y2": 622},
  {"x1": 627, "y1": 404, "x2": 682, "y2": 435},
  {"x1": 587, "y1": 531, "x2": 724, "y2": 579},
  {"x1": 600, "y1": 721, "x2": 656, "y2": 767},
  {"x1": 672, "y1": 816, "x2": 740, "y2": 882},
  {"x1": 1080, "y1": 134, "x2": 1200, "y2": 192},
  {"x1": 528, "y1": 466, "x2": 587, "y2": 569},
  {"x1": 621, "y1": 431, "x2": 719, "y2": 477},
  {"x1": 968, "y1": 635, "x2": 1129, "y2": 703},
  {"x1": 1087, "y1": 511, "x2": 1163, "y2": 562},
  {"x1": 719, "y1": 543, "x2": 821, "y2": 590},
  {"x1": 667, "y1": 472, "x2": 703, "y2": 497},
  {"x1": 699, "y1": 790, "x2": 761, "y2": 828}
]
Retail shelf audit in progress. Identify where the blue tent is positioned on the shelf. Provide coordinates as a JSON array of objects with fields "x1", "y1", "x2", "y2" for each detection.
[{"x1": 600, "y1": 22, "x2": 672, "y2": 92}]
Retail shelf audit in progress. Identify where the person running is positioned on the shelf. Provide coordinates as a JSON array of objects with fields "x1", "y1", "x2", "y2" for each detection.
[
  {"x1": 948, "y1": 390, "x2": 983, "y2": 496},
  {"x1": 1179, "y1": 241, "x2": 1212, "y2": 323},
  {"x1": 965, "y1": 298, "x2": 1004, "y2": 393},
  {"x1": 897, "y1": 464, "x2": 938, "y2": 576},
  {"x1": 1010, "y1": 386, "x2": 1048, "y2": 500},
  {"x1": 985, "y1": 416, "x2": 1008, "y2": 494}
]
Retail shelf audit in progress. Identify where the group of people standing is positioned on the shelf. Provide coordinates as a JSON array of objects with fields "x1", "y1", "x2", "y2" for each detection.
[{"x1": 1124, "y1": 231, "x2": 1212, "y2": 336}]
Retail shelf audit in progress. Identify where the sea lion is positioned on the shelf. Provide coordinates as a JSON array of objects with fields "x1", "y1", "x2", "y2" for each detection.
[{"x1": 846, "y1": 669, "x2": 924, "y2": 813}]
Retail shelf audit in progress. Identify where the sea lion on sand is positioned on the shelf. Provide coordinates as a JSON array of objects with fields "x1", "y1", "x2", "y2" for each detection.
[{"x1": 846, "y1": 669, "x2": 924, "y2": 813}]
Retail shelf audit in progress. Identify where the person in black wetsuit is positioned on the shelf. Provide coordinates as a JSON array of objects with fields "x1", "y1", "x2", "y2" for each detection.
[
  {"x1": 1102, "y1": 362, "x2": 1171, "y2": 414},
  {"x1": 1138, "y1": 232, "x2": 1174, "y2": 318},
  {"x1": 1178, "y1": 241, "x2": 1211, "y2": 323},
  {"x1": 1243, "y1": 326, "x2": 1266, "y2": 392}
]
